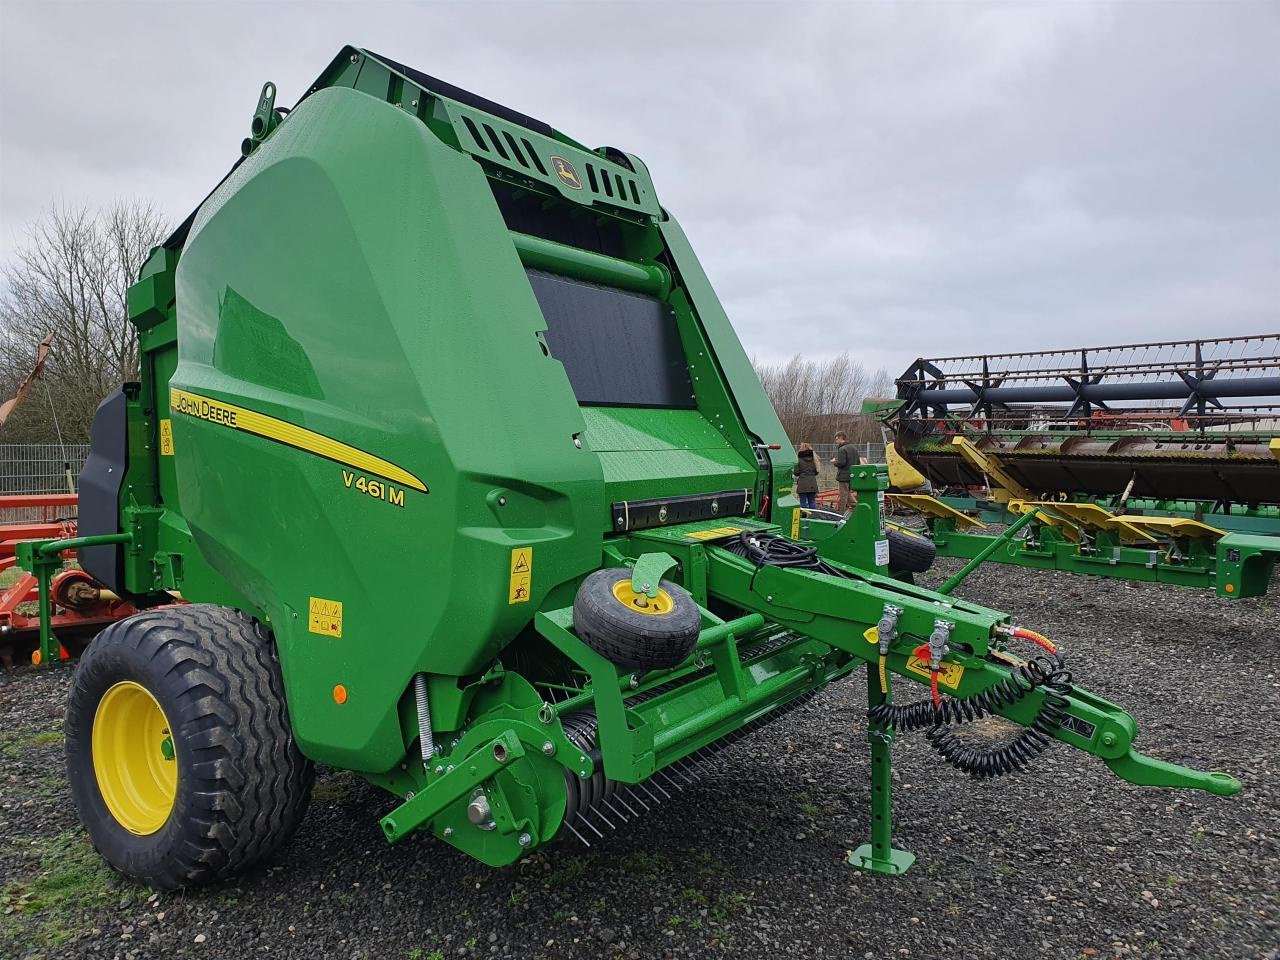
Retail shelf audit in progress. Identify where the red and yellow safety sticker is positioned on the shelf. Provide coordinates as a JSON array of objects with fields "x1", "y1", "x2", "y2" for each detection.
[{"x1": 906, "y1": 654, "x2": 964, "y2": 690}]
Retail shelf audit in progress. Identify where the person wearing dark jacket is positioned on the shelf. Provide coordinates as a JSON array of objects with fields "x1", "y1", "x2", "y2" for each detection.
[
  {"x1": 831, "y1": 431, "x2": 862, "y2": 514},
  {"x1": 792, "y1": 443, "x2": 819, "y2": 510}
]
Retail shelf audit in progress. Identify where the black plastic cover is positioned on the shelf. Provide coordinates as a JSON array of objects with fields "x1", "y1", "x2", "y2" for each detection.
[
  {"x1": 527, "y1": 270, "x2": 695, "y2": 409},
  {"x1": 611, "y1": 490, "x2": 751, "y2": 533},
  {"x1": 77, "y1": 389, "x2": 128, "y2": 591}
]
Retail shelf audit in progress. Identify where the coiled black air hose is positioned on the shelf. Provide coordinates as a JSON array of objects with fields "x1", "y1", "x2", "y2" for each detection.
[
  {"x1": 867, "y1": 655, "x2": 1068, "y2": 731},
  {"x1": 868, "y1": 654, "x2": 1075, "y2": 779}
]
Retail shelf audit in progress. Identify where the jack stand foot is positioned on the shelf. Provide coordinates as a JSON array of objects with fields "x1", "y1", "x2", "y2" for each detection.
[
  {"x1": 850, "y1": 660, "x2": 915, "y2": 876},
  {"x1": 846, "y1": 843, "x2": 915, "y2": 876}
]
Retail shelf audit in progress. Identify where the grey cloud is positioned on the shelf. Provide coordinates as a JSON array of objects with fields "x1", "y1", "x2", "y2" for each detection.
[{"x1": 1, "y1": 1, "x2": 1274, "y2": 380}]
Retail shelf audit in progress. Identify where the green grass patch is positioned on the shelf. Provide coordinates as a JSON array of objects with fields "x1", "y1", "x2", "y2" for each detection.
[{"x1": 0, "y1": 829, "x2": 144, "y2": 952}]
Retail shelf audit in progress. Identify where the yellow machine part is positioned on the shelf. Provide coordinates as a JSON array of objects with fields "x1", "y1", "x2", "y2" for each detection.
[
  {"x1": 888, "y1": 493, "x2": 987, "y2": 531},
  {"x1": 92, "y1": 681, "x2": 178, "y2": 835},
  {"x1": 1110, "y1": 515, "x2": 1226, "y2": 541},
  {"x1": 886, "y1": 444, "x2": 930, "y2": 492},
  {"x1": 1026, "y1": 501, "x2": 1158, "y2": 545}
]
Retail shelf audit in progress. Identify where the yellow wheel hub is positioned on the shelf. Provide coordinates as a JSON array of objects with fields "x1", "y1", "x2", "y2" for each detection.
[
  {"x1": 92, "y1": 681, "x2": 178, "y2": 835},
  {"x1": 612, "y1": 580, "x2": 674, "y2": 616}
]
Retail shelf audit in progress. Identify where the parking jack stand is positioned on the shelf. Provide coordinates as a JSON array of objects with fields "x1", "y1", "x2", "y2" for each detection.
[{"x1": 847, "y1": 662, "x2": 915, "y2": 875}]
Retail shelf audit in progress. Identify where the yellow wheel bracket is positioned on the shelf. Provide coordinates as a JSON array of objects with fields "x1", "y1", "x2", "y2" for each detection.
[
  {"x1": 611, "y1": 579, "x2": 674, "y2": 616},
  {"x1": 92, "y1": 681, "x2": 178, "y2": 835}
]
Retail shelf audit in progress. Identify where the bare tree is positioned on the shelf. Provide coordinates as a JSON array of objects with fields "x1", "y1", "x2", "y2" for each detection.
[
  {"x1": 0, "y1": 200, "x2": 168, "y2": 443},
  {"x1": 755, "y1": 352, "x2": 892, "y2": 445}
]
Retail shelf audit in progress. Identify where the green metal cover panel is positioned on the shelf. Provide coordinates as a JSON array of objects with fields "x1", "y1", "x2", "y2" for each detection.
[
  {"x1": 582, "y1": 407, "x2": 757, "y2": 504},
  {"x1": 171, "y1": 85, "x2": 605, "y2": 770},
  {"x1": 444, "y1": 105, "x2": 659, "y2": 217}
]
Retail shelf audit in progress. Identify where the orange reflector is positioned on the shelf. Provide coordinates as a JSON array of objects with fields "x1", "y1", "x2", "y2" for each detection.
[
  {"x1": 332, "y1": 684, "x2": 348, "y2": 704},
  {"x1": 31, "y1": 651, "x2": 42, "y2": 666},
  {"x1": 1224, "y1": 583, "x2": 1235, "y2": 594}
]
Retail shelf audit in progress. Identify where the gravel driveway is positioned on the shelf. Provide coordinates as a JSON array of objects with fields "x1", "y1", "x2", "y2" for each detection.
[{"x1": 2, "y1": 561, "x2": 1277, "y2": 960}]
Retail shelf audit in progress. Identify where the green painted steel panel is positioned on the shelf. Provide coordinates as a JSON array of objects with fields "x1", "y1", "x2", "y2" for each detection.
[{"x1": 171, "y1": 85, "x2": 605, "y2": 769}]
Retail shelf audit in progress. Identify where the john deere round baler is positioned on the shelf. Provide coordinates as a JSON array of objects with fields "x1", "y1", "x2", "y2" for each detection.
[{"x1": 25, "y1": 48, "x2": 1239, "y2": 889}]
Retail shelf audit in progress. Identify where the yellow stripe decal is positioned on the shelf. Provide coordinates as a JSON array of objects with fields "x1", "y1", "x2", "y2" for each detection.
[{"x1": 169, "y1": 388, "x2": 427, "y2": 493}]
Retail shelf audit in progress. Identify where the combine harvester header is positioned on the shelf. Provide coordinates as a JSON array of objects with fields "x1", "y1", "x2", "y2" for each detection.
[{"x1": 876, "y1": 335, "x2": 1280, "y2": 595}]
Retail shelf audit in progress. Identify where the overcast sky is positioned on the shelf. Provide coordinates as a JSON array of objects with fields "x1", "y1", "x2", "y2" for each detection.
[{"x1": 1, "y1": 1, "x2": 1276, "y2": 377}]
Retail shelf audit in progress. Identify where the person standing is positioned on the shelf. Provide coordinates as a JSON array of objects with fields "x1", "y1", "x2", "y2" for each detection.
[
  {"x1": 793, "y1": 442, "x2": 819, "y2": 511},
  {"x1": 831, "y1": 431, "x2": 862, "y2": 514}
]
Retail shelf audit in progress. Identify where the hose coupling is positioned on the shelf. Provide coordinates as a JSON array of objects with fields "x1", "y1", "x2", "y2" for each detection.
[
  {"x1": 877, "y1": 604, "x2": 903, "y2": 657},
  {"x1": 927, "y1": 619, "x2": 955, "y2": 670}
]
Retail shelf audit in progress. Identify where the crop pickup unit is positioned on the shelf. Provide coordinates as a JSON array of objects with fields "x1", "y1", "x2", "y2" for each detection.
[{"x1": 19, "y1": 48, "x2": 1240, "y2": 889}]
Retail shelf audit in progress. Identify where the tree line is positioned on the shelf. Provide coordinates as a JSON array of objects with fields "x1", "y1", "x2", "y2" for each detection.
[
  {"x1": 1, "y1": 201, "x2": 166, "y2": 444},
  {"x1": 753, "y1": 354, "x2": 893, "y2": 447}
]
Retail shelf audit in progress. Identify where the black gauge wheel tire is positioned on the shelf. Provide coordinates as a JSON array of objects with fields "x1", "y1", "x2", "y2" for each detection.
[{"x1": 572, "y1": 568, "x2": 702, "y2": 671}]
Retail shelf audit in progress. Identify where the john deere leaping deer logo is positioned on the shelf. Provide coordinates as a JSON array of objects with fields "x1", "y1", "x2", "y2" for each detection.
[{"x1": 550, "y1": 156, "x2": 583, "y2": 190}]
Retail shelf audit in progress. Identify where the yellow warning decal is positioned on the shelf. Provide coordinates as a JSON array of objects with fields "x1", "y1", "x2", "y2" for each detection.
[
  {"x1": 685, "y1": 526, "x2": 745, "y2": 542},
  {"x1": 159, "y1": 419, "x2": 174, "y2": 456},
  {"x1": 906, "y1": 654, "x2": 964, "y2": 691},
  {"x1": 308, "y1": 597, "x2": 343, "y2": 638},
  {"x1": 790, "y1": 508, "x2": 801, "y2": 539},
  {"x1": 169, "y1": 388, "x2": 426, "y2": 493},
  {"x1": 509, "y1": 547, "x2": 533, "y2": 604}
]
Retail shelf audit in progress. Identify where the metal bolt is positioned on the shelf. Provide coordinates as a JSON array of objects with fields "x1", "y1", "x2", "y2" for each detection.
[
  {"x1": 1101, "y1": 732, "x2": 1117, "y2": 748},
  {"x1": 434, "y1": 764, "x2": 444, "y2": 774},
  {"x1": 518, "y1": 832, "x2": 532, "y2": 848},
  {"x1": 446, "y1": 764, "x2": 455, "y2": 773},
  {"x1": 411, "y1": 99, "x2": 419, "y2": 107},
  {"x1": 497, "y1": 496, "x2": 507, "y2": 506},
  {"x1": 467, "y1": 795, "x2": 492, "y2": 825},
  {"x1": 573, "y1": 437, "x2": 582, "y2": 448},
  {"x1": 766, "y1": 595, "x2": 773, "y2": 603},
  {"x1": 629, "y1": 674, "x2": 640, "y2": 689},
  {"x1": 542, "y1": 741, "x2": 555, "y2": 756},
  {"x1": 350, "y1": 53, "x2": 359, "y2": 63},
  {"x1": 405, "y1": 791, "x2": 415, "y2": 800},
  {"x1": 443, "y1": 826, "x2": 454, "y2": 837}
]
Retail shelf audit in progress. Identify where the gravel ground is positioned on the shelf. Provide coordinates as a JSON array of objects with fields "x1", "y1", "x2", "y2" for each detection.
[{"x1": 2, "y1": 561, "x2": 1277, "y2": 960}]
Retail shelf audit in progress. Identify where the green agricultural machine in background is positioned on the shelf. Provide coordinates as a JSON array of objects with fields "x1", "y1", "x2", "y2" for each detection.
[{"x1": 19, "y1": 48, "x2": 1241, "y2": 890}]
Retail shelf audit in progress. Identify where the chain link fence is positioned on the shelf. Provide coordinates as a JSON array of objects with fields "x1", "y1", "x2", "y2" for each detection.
[{"x1": 0, "y1": 444, "x2": 91, "y2": 496}]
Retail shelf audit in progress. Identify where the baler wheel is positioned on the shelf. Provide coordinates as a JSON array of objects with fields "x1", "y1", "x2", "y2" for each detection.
[
  {"x1": 64, "y1": 605, "x2": 313, "y2": 890},
  {"x1": 572, "y1": 568, "x2": 701, "y2": 671},
  {"x1": 887, "y1": 525, "x2": 936, "y2": 575}
]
